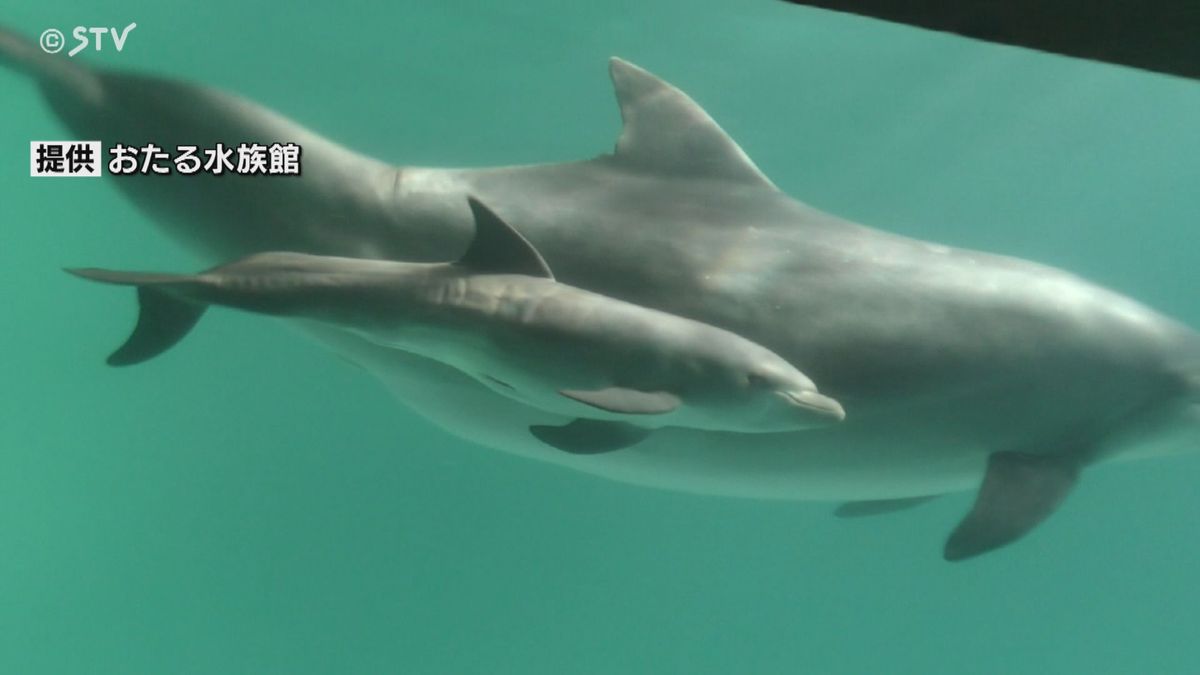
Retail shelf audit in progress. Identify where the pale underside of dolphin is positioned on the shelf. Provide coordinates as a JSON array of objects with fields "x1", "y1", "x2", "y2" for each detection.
[{"x1": 4, "y1": 26, "x2": 1199, "y2": 560}]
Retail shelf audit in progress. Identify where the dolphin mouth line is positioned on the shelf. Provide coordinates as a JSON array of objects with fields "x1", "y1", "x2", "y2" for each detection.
[{"x1": 779, "y1": 390, "x2": 846, "y2": 421}]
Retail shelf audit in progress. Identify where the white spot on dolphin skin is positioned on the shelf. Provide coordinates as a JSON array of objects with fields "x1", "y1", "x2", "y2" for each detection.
[
  {"x1": 392, "y1": 168, "x2": 466, "y2": 197},
  {"x1": 700, "y1": 264, "x2": 761, "y2": 296},
  {"x1": 701, "y1": 227, "x2": 791, "y2": 296}
]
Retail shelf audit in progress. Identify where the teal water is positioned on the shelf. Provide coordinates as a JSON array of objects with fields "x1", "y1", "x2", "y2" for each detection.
[{"x1": 3, "y1": 1, "x2": 1200, "y2": 673}]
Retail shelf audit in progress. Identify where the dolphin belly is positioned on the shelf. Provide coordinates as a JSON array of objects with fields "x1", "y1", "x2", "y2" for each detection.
[{"x1": 299, "y1": 322, "x2": 987, "y2": 500}]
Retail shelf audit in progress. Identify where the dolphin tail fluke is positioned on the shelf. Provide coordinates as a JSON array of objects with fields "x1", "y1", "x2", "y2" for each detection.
[
  {"x1": 106, "y1": 286, "x2": 207, "y2": 366},
  {"x1": 0, "y1": 25, "x2": 103, "y2": 103},
  {"x1": 0, "y1": 25, "x2": 49, "y2": 75},
  {"x1": 65, "y1": 267, "x2": 196, "y2": 287},
  {"x1": 65, "y1": 268, "x2": 207, "y2": 366}
]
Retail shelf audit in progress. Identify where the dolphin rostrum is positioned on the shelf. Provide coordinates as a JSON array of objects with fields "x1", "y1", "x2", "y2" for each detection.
[
  {"x1": 68, "y1": 197, "x2": 846, "y2": 454},
  {"x1": 5, "y1": 25, "x2": 1199, "y2": 559}
]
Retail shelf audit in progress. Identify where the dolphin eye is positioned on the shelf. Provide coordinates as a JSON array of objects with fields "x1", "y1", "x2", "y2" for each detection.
[{"x1": 746, "y1": 373, "x2": 768, "y2": 388}]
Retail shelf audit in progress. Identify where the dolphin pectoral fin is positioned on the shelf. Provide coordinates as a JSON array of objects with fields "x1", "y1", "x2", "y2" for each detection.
[
  {"x1": 943, "y1": 451, "x2": 1080, "y2": 562},
  {"x1": 529, "y1": 419, "x2": 651, "y2": 454},
  {"x1": 559, "y1": 388, "x2": 681, "y2": 415},
  {"x1": 66, "y1": 268, "x2": 206, "y2": 366},
  {"x1": 834, "y1": 496, "x2": 938, "y2": 518}
]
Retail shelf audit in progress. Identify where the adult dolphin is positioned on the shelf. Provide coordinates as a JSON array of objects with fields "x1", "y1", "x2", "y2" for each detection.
[{"x1": 3, "y1": 27, "x2": 1198, "y2": 560}]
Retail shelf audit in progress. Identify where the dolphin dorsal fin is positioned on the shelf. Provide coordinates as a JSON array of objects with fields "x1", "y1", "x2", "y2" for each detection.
[
  {"x1": 458, "y1": 197, "x2": 554, "y2": 279},
  {"x1": 607, "y1": 58, "x2": 776, "y2": 189}
]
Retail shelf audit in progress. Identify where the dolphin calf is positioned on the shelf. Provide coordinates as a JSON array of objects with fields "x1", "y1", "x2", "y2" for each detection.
[
  {"x1": 67, "y1": 196, "x2": 845, "y2": 453},
  {"x1": 5, "y1": 26, "x2": 1199, "y2": 559}
]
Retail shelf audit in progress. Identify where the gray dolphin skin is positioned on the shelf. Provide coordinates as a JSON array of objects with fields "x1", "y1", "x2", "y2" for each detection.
[
  {"x1": 67, "y1": 197, "x2": 846, "y2": 453},
  {"x1": 4, "y1": 25, "x2": 1199, "y2": 560}
]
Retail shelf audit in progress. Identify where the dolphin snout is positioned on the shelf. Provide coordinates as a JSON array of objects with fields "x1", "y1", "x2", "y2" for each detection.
[{"x1": 778, "y1": 390, "x2": 846, "y2": 422}]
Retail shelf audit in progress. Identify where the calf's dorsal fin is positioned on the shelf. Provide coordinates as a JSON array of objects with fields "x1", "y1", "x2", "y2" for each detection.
[{"x1": 457, "y1": 197, "x2": 554, "y2": 280}]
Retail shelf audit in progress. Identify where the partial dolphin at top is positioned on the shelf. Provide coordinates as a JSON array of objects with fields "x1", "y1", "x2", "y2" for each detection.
[{"x1": 780, "y1": 0, "x2": 1200, "y2": 80}]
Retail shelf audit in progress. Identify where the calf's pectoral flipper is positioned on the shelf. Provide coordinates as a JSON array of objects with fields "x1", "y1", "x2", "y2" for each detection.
[
  {"x1": 944, "y1": 450, "x2": 1081, "y2": 561},
  {"x1": 529, "y1": 419, "x2": 652, "y2": 454},
  {"x1": 559, "y1": 388, "x2": 681, "y2": 415},
  {"x1": 834, "y1": 496, "x2": 938, "y2": 518},
  {"x1": 66, "y1": 268, "x2": 207, "y2": 366},
  {"x1": 534, "y1": 388, "x2": 677, "y2": 453}
]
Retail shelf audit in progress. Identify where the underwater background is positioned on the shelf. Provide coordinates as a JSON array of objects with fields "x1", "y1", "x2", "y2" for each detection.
[{"x1": 3, "y1": 1, "x2": 1200, "y2": 673}]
